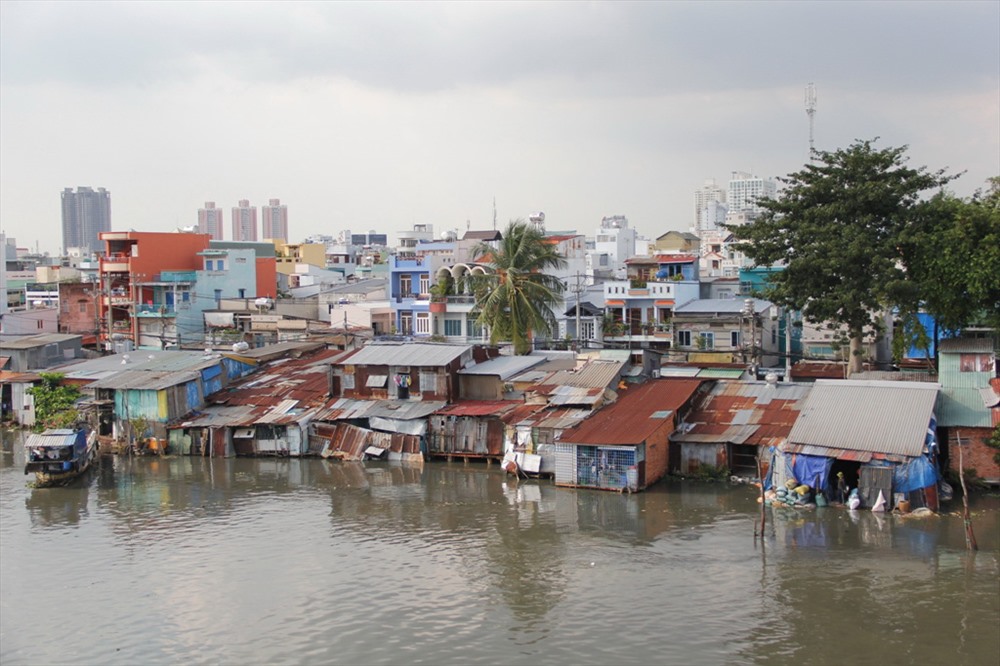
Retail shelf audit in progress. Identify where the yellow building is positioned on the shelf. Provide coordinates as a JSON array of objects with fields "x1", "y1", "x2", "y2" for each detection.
[{"x1": 271, "y1": 240, "x2": 327, "y2": 275}]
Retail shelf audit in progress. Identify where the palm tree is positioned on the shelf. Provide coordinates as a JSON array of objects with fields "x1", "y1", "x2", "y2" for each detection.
[{"x1": 470, "y1": 219, "x2": 567, "y2": 354}]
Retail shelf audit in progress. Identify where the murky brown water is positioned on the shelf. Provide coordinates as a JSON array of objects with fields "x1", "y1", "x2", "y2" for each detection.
[{"x1": 2, "y1": 429, "x2": 998, "y2": 665}]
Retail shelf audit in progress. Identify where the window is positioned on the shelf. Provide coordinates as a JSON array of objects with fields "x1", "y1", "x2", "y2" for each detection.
[
  {"x1": 959, "y1": 354, "x2": 995, "y2": 373},
  {"x1": 205, "y1": 260, "x2": 214, "y2": 271},
  {"x1": 415, "y1": 312, "x2": 430, "y2": 334},
  {"x1": 214, "y1": 289, "x2": 222, "y2": 302},
  {"x1": 419, "y1": 275, "x2": 430, "y2": 295},
  {"x1": 580, "y1": 320, "x2": 595, "y2": 340},
  {"x1": 700, "y1": 332, "x2": 715, "y2": 349},
  {"x1": 79, "y1": 302, "x2": 88, "y2": 313},
  {"x1": 444, "y1": 319, "x2": 462, "y2": 336},
  {"x1": 731, "y1": 331, "x2": 741, "y2": 347},
  {"x1": 399, "y1": 274, "x2": 412, "y2": 296},
  {"x1": 677, "y1": 330, "x2": 691, "y2": 347},
  {"x1": 467, "y1": 316, "x2": 483, "y2": 338},
  {"x1": 238, "y1": 289, "x2": 246, "y2": 299}
]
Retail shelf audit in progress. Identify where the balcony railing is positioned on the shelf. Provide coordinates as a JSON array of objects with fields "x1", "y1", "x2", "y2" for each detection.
[{"x1": 135, "y1": 304, "x2": 176, "y2": 316}]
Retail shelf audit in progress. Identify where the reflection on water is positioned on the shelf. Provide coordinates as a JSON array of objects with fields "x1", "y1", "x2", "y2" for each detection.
[{"x1": 1, "y1": 427, "x2": 998, "y2": 666}]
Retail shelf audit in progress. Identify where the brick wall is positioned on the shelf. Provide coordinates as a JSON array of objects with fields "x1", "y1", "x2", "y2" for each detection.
[
  {"x1": 644, "y1": 418, "x2": 674, "y2": 487},
  {"x1": 948, "y1": 427, "x2": 1000, "y2": 483}
]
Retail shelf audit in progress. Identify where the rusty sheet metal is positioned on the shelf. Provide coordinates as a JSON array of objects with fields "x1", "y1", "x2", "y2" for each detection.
[
  {"x1": 560, "y1": 379, "x2": 703, "y2": 446},
  {"x1": 782, "y1": 442, "x2": 873, "y2": 463},
  {"x1": 434, "y1": 401, "x2": 520, "y2": 417},
  {"x1": 543, "y1": 385, "x2": 605, "y2": 407},
  {"x1": 541, "y1": 360, "x2": 625, "y2": 390},
  {"x1": 499, "y1": 403, "x2": 546, "y2": 425},
  {"x1": 517, "y1": 407, "x2": 592, "y2": 430},
  {"x1": 680, "y1": 380, "x2": 808, "y2": 446},
  {"x1": 315, "y1": 421, "x2": 420, "y2": 461},
  {"x1": 314, "y1": 398, "x2": 446, "y2": 422},
  {"x1": 427, "y1": 415, "x2": 503, "y2": 456},
  {"x1": 673, "y1": 424, "x2": 759, "y2": 445},
  {"x1": 169, "y1": 405, "x2": 263, "y2": 428}
]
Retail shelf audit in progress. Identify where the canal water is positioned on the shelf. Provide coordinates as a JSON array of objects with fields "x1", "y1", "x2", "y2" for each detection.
[{"x1": 2, "y1": 430, "x2": 998, "y2": 666}]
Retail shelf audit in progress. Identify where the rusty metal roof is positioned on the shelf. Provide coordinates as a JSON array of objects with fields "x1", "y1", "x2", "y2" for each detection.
[
  {"x1": 515, "y1": 406, "x2": 592, "y2": 430},
  {"x1": 559, "y1": 378, "x2": 703, "y2": 445},
  {"x1": 314, "y1": 397, "x2": 447, "y2": 422},
  {"x1": 459, "y1": 355, "x2": 545, "y2": 379},
  {"x1": 786, "y1": 379, "x2": 939, "y2": 459},
  {"x1": 434, "y1": 400, "x2": 523, "y2": 417},
  {"x1": 673, "y1": 380, "x2": 810, "y2": 446}
]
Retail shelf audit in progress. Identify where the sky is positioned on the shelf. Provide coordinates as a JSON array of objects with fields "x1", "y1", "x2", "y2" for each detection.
[{"x1": 1, "y1": 1, "x2": 997, "y2": 254}]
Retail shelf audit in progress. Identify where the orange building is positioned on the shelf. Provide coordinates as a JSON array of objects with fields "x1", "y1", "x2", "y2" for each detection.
[{"x1": 98, "y1": 232, "x2": 212, "y2": 349}]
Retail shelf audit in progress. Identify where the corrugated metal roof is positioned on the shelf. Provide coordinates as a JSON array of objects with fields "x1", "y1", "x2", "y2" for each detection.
[
  {"x1": 335, "y1": 342, "x2": 472, "y2": 368},
  {"x1": 937, "y1": 387, "x2": 993, "y2": 428},
  {"x1": 314, "y1": 397, "x2": 447, "y2": 422},
  {"x1": 24, "y1": 429, "x2": 79, "y2": 448},
  {"x1": 660, "y1": 366, "x2": 701, "y2": 377},
  {"x1": 979, "y1": 387, "x2": 1000, "y2": 409},
  {"x1": 435, "y1": 400, "x2": 522, "y2": 417},
  {"x1": 851, "y1": 370, "x2": 937, "y2": 382},
  {"x1": 673, "y1": 424, "x2": 759, "y2": 445},
  {"x1": 559, "y1": 379, "x2": 703, "y2": 445},
  {"x1": 786, "y1": 379, "x2": 939, "y2": 458},
  {"x1": 939, "y1": 338, "x2": 996, "y2": 353},
  {"x1": 697, "y1": 368, "x2": 745, "y2": 379},
  {"x1": 459, "y1": 355, "x2": 544, "y2": 379},
  {"x1": 0, "y1": 333, "x2": 80, "y2": 350},
  {"x1": 544, "y1": 385, "x2": 605, "y2": 407},
  {"x1": 515, "y1": 407, "x2": 591, "y2": 430},
  {"x1": 676, "y1": 380, "x2": 810, "y2": 446},
  {"x1": 540, "y1": 360, "x2": 624, "y2": 390},
  {"x1": 92, "y1": 369, "x2": 199, "y2": 390}
]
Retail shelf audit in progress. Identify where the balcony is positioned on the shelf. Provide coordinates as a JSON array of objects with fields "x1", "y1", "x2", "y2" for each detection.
[{"x1": 135, "y1": 304, "x2": 177, "y2": 317}]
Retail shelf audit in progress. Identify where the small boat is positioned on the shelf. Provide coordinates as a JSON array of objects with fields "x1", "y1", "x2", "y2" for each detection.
[{"x1": 24, "y1": 427, "x2": 98, "y2": 487}]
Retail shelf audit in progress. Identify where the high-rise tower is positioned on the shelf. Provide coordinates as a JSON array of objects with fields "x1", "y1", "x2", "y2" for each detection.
[
  {"x1": 231, "y1": 199, "x2": 258, "y2": 241},
  {"x1": 198, "y1": 201, "x2": 224, "y2": 240},
  {"x1": 261, "y1": 198, "x2": 288, "y2": 242},
  {"x1": 727, "y1": 172, "x2": 776, "y2": 219},
  {"x1": 61, "y1": 186, "x2": 111, "y2": 254}
]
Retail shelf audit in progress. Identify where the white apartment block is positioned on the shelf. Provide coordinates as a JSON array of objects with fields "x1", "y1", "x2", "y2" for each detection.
[{"x1": 727, "y1": 171, "x2": 776, "y2": 218}]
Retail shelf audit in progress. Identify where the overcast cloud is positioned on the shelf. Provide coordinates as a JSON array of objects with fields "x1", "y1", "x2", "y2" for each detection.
[{"x1": 1, "y1": 0, "x2": 997, "y2": 252}]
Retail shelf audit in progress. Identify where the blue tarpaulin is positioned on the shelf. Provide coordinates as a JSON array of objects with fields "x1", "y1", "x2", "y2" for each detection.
[
  {"x1": 788, "y1": 453, "x2": 834, "y2": 494},
  {"x1": 866, "y1": 455, "x2": 940, "y2": 494}
]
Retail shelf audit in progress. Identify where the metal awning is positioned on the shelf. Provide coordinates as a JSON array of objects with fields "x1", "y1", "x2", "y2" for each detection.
[
  {"x1": 234, "y1": 428, "x2": 255, "y2": 438},
  {"x1": 366, "y1": 375, "x2": 388, "y2": 388}
]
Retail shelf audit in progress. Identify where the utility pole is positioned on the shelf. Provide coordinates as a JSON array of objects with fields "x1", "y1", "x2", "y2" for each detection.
[{"x1": 785, "y1": 309, "x2": 793, "y2": 381}]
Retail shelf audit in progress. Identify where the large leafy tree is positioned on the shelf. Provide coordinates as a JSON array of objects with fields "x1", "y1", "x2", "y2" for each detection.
[
  {"x1": 901, "y1": 178, "x2": 1000, "y2": 336},
  {"x1": 730, "y1": 139, "x2": 955, "y2": 373},
  {"x1": 471, "y1": 219, "x2": 566, "y2": 354}
]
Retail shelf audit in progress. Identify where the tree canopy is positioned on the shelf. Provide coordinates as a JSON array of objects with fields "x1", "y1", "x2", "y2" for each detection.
[
  {"x1": 730, "y1": 139, "x2": 957, "y2": 372},
  {"x1": 900, "y1": 178, "x2": 1000, "y2": 335},
  {"x1": 471, "y1": 220, "x2": 566, "y2": 355}
]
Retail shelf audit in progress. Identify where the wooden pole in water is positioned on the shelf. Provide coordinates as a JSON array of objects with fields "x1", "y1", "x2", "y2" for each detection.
[
  {"x1": 755, "y1": 456, "x2": 766, "y2": 543},
  {"x1": 956, "y1": 434, "x2": 978, "y2": 551}
]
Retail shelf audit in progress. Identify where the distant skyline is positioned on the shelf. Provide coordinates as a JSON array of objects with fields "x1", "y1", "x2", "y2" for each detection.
[{"x1": 1, "y1": 1, "x2": 997, "y2": 254}]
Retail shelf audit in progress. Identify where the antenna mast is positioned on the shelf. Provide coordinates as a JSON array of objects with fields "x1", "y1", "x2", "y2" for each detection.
[
  {"x1": 805, "y1": 83, "x2": 817, "y2": 161},
  {"x1": 492, "y1": 197, "x2": 497, "y2": 231}
]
